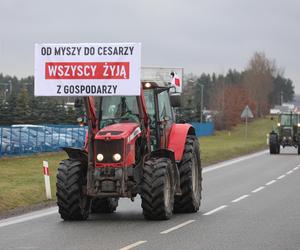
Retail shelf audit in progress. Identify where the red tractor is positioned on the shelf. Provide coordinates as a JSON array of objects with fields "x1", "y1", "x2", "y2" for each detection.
[{"x1": 56, "y1": 81, "x2": 202, "y2": 220}]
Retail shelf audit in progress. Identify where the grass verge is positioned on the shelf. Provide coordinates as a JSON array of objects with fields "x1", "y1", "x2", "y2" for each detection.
[
  {"x1": 0, "y1": 151, "x2": 66, "y2": 215},
  {"x1": 0, "y1": 117, "x2": 275, "y2": 215},
  {"x1": 200, "y1": 117, "x2": 275, "y2": 166}
]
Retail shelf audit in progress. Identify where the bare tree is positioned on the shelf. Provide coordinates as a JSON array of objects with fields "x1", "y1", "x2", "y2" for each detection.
[{"x1": 243, "y1": 52, "x2": 276, "y2": 117}]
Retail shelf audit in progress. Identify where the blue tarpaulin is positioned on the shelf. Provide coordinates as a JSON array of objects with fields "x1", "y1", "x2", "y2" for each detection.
[
  {"x1": 190, "y1": 122, "x2": 214, "y2": 137},
  {"x1": 0, "y1": 125, "x2": 87, "y2": 157},
  {"x1": 0, "y1": 122, "x2": 214, "y2": 157}
]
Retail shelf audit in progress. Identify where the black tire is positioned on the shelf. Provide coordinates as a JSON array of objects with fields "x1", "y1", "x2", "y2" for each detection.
[
  {"x1": 141, "y1": 157, "x2": 175, "y2": 220},
  {"x1": 269, "y1": 133, "x2": 279, "y2": 154},
  {"x1": 297, "y1": 145, "x2": 300, "y2": 155},
  {"x1": 174, "y1": 135, "x2": 202, "y2": 213},
  {"x1": 56, "y1": 159, "x2": 90, "y2": 220},
  {"x1": 91, "y1": 198, "x2": 118, "y2": 213}
]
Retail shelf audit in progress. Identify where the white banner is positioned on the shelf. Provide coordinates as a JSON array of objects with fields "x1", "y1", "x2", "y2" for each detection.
[{"x1": 34, "y1": 43, "x2": 141, "y2": 96}]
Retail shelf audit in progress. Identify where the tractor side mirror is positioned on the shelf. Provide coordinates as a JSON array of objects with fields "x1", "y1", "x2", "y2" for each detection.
[
  {"x1": 170, "y1": 94, "x2": 181, "y2": 107},
  {"x1": 74, "y1": 98, "x2": 83, "y2": 108}
]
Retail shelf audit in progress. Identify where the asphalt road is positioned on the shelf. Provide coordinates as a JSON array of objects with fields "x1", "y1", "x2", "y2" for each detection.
[{"x1": 1, "y1": 148, "x2": 300, "y2": 250}]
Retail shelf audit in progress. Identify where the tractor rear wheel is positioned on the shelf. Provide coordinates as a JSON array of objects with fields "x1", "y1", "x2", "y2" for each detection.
[
  {"x1": 269, "y1": 133, "x2": 279, "y2": 154},
  {"x1": 56, "y1": 159, "x2": 90, "y2": 220},
  {"x1": 91, "y1": 198, "x2": 118, "y2": 213},
  {"x1": 141, "y1": 157, "x2": 175, "y2": 220},
  {"x1": 174, "y1": 135, "x2": 202, "y2": 213}
]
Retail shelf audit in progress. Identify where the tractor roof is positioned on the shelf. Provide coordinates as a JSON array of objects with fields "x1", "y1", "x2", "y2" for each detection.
[{"x1": 141, "y1": 67, "x2": 183, "y2": 87}]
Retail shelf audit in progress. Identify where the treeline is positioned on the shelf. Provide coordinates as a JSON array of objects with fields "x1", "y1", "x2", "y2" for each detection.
[
  {"x1": 0, "y1": 51, "x2": 295, "y2": 128},
  {"x1": 182, "y1": 52, "x2": 295, "y2": 129},
  {"x1": 0, "y1": 75, "x2": 82, "y2": 125}
]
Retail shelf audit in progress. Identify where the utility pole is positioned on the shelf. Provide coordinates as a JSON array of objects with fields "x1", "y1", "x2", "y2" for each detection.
[
  {"x1": 3, "y1": 89, "x2": 8, "y2": 104},
  {"x1": 200, "y1": 84, "x2": 204, "y2": 123},
  {"x1": 8, "y1": 80, "x2": 12, "y2": 95}
]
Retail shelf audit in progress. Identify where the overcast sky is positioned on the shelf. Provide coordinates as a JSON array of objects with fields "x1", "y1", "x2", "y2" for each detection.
[{"x1": 1, "y1": 0, "x2": 299, "y2": 92}]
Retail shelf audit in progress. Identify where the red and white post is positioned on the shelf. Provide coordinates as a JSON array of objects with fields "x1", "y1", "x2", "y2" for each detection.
[{"x1": 43, "y1": 161, "x2": 52, "y2": 199}]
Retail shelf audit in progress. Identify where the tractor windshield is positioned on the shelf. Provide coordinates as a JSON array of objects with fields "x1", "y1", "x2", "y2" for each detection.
[
  {"x1": 144, "y1": 89, "x2": 155, "y2": 117},
  {"x1": 279, "y1": 114, "x2": 294, "y2": 126},
  {"x1": 100, "y1": 96, "x2": 139, "y2": 127}
]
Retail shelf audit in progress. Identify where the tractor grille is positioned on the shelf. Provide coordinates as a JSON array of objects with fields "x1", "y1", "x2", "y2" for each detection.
[
  {"x1": 282, "y1": 128, "x2": 292, "y2": 137},
  {"x1": 95, "y1": 139, "x2": 124, "y2": 163}
]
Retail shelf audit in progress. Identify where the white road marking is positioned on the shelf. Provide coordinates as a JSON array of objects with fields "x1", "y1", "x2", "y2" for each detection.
[
  {"x1": 277, "y1": 175, "x2": 286, "y2": 180},
  {"x1": 252, "y1": 186, "x2": 265, "y2": 193},
  {"x1": 17, "y1": 247, "x2": 38, "y2": 249},
  {"x1": 294, "y1": 166, "x2": 299, "y2": 170},
  {"x1": 266, "y1": 180, "x2": 276, "y2": 186},
  {"x1": 203, "y1": 150, "x2": 268, "y2": 174},
  {"x1": 0, "y1": 207, "x2": 58, "y2": 228},
  {"x1": 203, "y1": 205, "x2": 227, "y2": 216},
  {"x1": 232, "y1": 195, "x2": 249, "y2": 203},
  {"x1": 286, "y1": 170, "x2": 293, "y2": 175},
  {"x1": 160, "y1": 220, "x2": 195, "y2": 234},
  {"x1": 119, "y1": 241, "x2": 147, "y2": 250}
]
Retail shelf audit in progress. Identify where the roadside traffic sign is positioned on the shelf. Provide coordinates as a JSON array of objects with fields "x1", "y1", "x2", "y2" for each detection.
[
  {"x1": 241, "y1": 105, "x2": 254, "y2": 139},
  {"x1": 241, "y1": 105, "x2": 254, "y2": 119}
]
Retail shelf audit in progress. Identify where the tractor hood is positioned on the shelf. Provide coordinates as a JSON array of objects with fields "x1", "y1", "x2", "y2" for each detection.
[{"x1": 95, "y1": 123, "x2": 141, "y2": 141}]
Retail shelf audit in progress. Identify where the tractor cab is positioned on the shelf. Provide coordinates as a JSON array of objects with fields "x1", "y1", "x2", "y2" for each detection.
[
  {"x1": 277, "y1": 113, "x2": 300, "y2": 143},
  {"x1": 278, "y1": 113, "x2": 297, "y2": 127},
  {"x1": 96, "y1": 81, "x2": 177, "y2": 152}
]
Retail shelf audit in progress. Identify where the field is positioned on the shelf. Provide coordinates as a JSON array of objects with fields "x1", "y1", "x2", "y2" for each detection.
[
  {"x1": 201, "y1": 117, "x2": 275, "y2": 165},
  {"x1": 0, "y1": 151, "x2": 66, "y2": 214},
  {"x1": 0, "y1": 117, "x2": 275, "y2": 215}
]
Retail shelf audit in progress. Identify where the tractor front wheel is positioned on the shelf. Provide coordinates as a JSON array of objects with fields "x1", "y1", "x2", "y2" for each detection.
[
  {"x1": 141, "y1": 157, "x2": 175, "y2": 220},
  {"x1": 56, "y1": 159, "x2": 90, "y2": 220},
  {"x1": 174, "y1": 135, "x2": 202, "y2": 213},
  {"x1": 269, "y1": 133, "x2": 280, "y2": 155}
]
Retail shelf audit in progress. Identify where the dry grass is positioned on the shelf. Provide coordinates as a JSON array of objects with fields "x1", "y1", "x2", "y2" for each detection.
[{"x1": 0, "y1": 151, "x2": 66, "y2": 214}]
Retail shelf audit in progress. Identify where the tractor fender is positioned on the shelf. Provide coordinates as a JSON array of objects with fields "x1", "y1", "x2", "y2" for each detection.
[
  {"x1": 145, "y1": 149, "x2": 181, "y2": 195},
  {"x1": 269, "y1": 131, "x2": 278, "y2": 139},
  {"x1": 168, "y1": 124, "x2": 196, "y2": 161},
  {"x1": 62, "y1": 147, "x2": 88, "y2": 166}
]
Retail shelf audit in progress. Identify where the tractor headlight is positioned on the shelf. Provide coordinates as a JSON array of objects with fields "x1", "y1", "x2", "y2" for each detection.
[
  {"x1": 97, "y1": 153, "x2": 104, "y2": 162},
  {"x1": 297, "y1": 123, "x2": 300, "y2": 127},
  {"x1": 277, "y1": 123, "x2": 281, "y2": 127},
  {"x1": 112, "y1": 153, "x2": 122, "y2": 162},
  {"x1": 144, "y1": 82, "x2": 152, "y2": 88}
]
